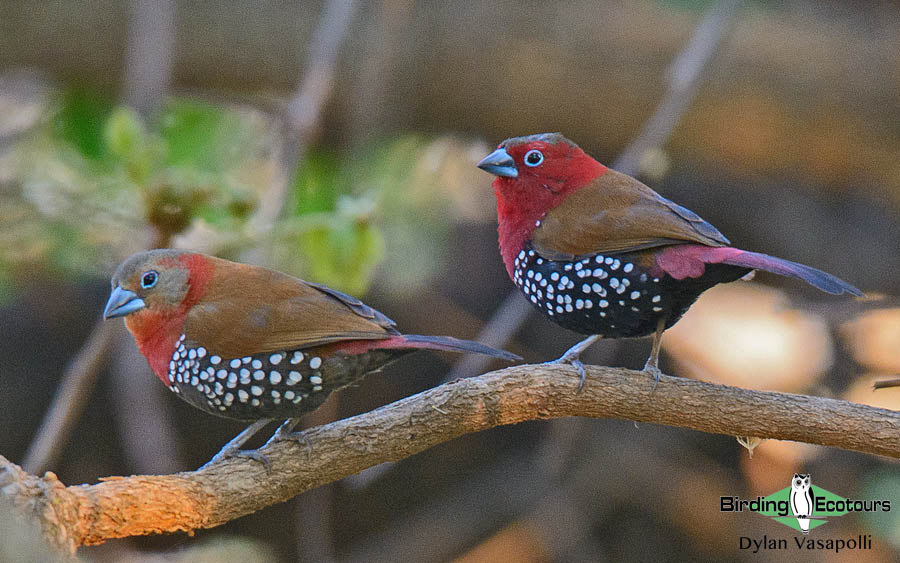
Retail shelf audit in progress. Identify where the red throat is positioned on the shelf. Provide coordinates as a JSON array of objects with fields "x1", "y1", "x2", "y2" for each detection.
[
  {"x1": 126, "y1": 310, "x2": 190, "y2": 383},
  {"x1": 125, "y1": 253, "x2": 215, "y2": 385},
  {"x1": 494, "y1": 158, "x2": 607, "y2": 279}
]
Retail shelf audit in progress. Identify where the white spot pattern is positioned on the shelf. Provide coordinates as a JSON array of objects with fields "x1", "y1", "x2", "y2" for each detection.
[
  {"x1": 511, "y1": 243, "x2": 678, "y2": 339},
  {"x1": 164, "y1": 333, "x2": 339, "y2": 418}
]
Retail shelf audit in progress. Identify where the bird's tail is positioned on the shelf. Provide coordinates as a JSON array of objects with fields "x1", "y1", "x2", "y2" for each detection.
[
  {"x1": 392, "y1": 334, "x2": 521, "y2": 361},
  {"x1": 719, "y1": 250, "x2": 863, "y2": 296}
]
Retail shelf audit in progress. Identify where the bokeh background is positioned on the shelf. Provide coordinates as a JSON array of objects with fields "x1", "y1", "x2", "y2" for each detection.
[{"x1": 1, "y1": 0, "x2": 899, "y2": 561}]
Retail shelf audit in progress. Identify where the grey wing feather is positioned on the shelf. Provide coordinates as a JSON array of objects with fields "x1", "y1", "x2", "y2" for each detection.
[
  {"x1": 306, "y1": 281, "x2": 399, "y2": 333},
  {"x1": 658, "y1": 196, "x2": 731, "y2": 246}
]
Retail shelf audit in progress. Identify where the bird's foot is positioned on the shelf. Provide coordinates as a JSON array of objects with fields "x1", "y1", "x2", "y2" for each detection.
[
  {"x1": 641, "y1": 360, "x2": 662, "y2": 392},
  {"x1": 267, "y1": 422, "x2": 313, "y2": 460},
  {"x1": 232, "y1": 448, "x2": 272, "y2": 473},
  {"x1": 546, "y1": 335, "x2": 601, "y2": 393},
  {"x1": 202, "y1": 444, "x2": 272, "y2": 473},
  {"x1": 546, "y1": 354, "x2": 588, "y2": 393},
  {"x1": 283, "y1": 431, "x2": 313, "y2": 460},
  {"x1": 201, "y1": 419, "x2": 272, "y2": 470}
]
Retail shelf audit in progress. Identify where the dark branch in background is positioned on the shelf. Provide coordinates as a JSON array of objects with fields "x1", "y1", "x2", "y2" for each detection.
[
  {"x1": 21, "y1": 0, "x2": 179, "y2": 475},
  {"x1": 446, "y1": 0, "x2": 742, "y2": 385},
  {"x1": 4, "y1": 363, "x2": 900, "y2": 553},
  {"x1": 611, "y1": 0, "x2": 740, "y2": 175},
  {"x1": 249, "y1": 0, "x2": 359, "y2": 236},
  {"x1": 122, "y1": 0, "x2": 175, "y2": 117},
  {"x1": 21, "y1": 323, "x2": 116, "y2": 473}
]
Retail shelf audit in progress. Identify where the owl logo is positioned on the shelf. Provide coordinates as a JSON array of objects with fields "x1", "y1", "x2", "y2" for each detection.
[{"x1": 789, "y1": 473, "x2": 814, "y2": 534}]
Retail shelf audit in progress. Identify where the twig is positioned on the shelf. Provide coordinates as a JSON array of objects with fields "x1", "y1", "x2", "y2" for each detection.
[
  {"x1": 20, "y1": 322, "x2": 117, "y2": 473},
  {"x1": 122, "y1": 0, "x2": 175, "y2": 117},
  {"x1": 612, "y1": 0, "x2": 741, "y2": 176},
  {"x1": 248, "y1": 0, "x2": 359, "y2": 235},
  {"x1": 446, "y1": 0, "x2": 742, "y2": 381},
  {"x1": 108, "y1": 326, "x2": 183, "y2": 474},
  {"x1": 4, "y1": 362, "x2": 900, "y2": 551}
]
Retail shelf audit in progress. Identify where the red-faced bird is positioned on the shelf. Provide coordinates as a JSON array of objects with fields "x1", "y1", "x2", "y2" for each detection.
[
  {"x1": 478, "y1": 133, "x2": 861, "y2": 388},
  {"x1": 104, "y1": 250, "x2": 519, "y2": 461}
]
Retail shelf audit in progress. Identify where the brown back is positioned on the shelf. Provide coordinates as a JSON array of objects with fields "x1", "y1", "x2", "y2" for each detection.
[
  {"x1": 531, "y1": 169, "x2": 730, "y2": 259},
  {"x1": 184, "y1": 257, "x2": 398, "y2": 357}
]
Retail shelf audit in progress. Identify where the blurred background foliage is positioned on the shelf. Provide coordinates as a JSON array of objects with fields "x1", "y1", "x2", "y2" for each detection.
[
  {"x1": 1, "y1": 0, "x2": 899, "y2": 561},
  {"x1": 1, "y1": 84, "x2": 480, "y2": 298}
]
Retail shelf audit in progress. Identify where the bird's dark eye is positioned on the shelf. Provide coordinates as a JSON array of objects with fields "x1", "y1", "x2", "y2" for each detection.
[
  {"x1": 141, "y1": 270, "x2": 158, "y2": 289},
  {"x1": 524, "y1": 149, "x2": 544, "y2": 167}
]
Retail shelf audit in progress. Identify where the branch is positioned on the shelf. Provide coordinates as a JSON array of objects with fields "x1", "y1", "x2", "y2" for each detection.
[
  {"x1": 20, "y1": 321, "x2": 116, "y2": 473},
  {"x1": 122, "y1": 0, "x2": 175, "y2": 116},
  {"x1": 611, "y1": 0, "x2": 741, "y2": 175},
  {"x1": 248, "y1": 0, "x2": 358, "y2": 235},
  {"x1": 4, "y1": 363, "x2": 899, "y2": 551}
]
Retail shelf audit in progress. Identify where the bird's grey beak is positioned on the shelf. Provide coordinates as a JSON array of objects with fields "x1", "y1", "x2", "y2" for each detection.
[
  {"x1": 477, "y1": 148, "x2": 518, "y2": 178},
  {"x1": 104, "y1": 285, "x2": 146, "y2": 319}
]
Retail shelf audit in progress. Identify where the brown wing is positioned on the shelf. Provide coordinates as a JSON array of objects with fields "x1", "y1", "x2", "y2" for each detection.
[
  {"x1": 530, "y1": 169, "x2": 730, "y2": 260},
  {"x1": 183, "y1": 257, "x2": 398, "y2": 357}
]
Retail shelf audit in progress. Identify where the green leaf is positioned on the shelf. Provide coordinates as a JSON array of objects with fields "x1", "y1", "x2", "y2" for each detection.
[
  {"x1": 104, "y1": 107, "x2": 146, "y2": 159},
  {"x1": 53, "y1": 89, "x2": 114, "y2": 160},
  {"x1": 293, "y1": 151, "x2": 342, "y2": 214},
  {"x1": 296, "y1": 213, "x2": 385, "y2": 296},
  {"x1": 103, "y1": 106, "x2": 156, "y2": 184},
  {"x1": 159, "y1": 99, "x2": 245, "y2": 172}
]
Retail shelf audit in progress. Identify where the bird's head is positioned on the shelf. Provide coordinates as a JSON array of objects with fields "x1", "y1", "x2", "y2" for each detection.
[
  {"x1": 477, "y1": 133, "x2": 607, "y2": 275},
  {"x1": 105, "y1": 249, "x2": 214, "y2": 379},
  {"x1": 105, "y1": 250, "x2": 193, "y2": 321}
]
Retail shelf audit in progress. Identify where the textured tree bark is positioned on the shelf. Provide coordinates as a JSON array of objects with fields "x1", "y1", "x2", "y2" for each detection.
[{"x1": 2, "y1": 363, "x2": 899, "y2": 553}]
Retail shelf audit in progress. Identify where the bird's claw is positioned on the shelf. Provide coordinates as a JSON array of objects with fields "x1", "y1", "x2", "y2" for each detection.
[
  {"x1": 546, "y1": 354, "x2": 588, "y2": 393},
  {"x1": 642, "y1": 362, "x2": 662, "y2": 392},
  {"x1": 269, "y1": 426, "x2": 313, "y2": 460},
  {"x1": 233, "y1": 449, "x2": 272, "y2": 474},
  {"x1": 202, "y1": 446, "x2": 272, "y2": 473},
  {"x1": 572, "y1": 360, "x2": 587, "y2": 393},
  {"x1": 201, "y1": 418, "x2": 273, "y2": 470},
  {"x1": 286, "y1": 431, "x2": 313, "y2": 460}
]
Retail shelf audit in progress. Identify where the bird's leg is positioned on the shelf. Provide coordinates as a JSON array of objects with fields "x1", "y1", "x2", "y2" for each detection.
[
  {"x1": 642, "y1": 318, "x2": 666, "y2": 391},
  {"x1": 547, "y1": 334, "x2": 602, "y2": 393},
  {"x1": 202, "y1": 418, "x2": 272, "y2": 469},
  {"x1": 271, "y1": 417, "x2": 300, "y2": 439},
  {"x1": 265, "y1": 418, "x2": 313, "y2": 459}
]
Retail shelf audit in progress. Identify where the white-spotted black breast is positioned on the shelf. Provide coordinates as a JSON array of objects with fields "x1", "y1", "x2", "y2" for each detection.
[
  {"x1": 166, "y1": 333, "x2": 405, "y2": 420},
  {"x1": 512, "y1": 243, "x2": 747, "y2": 338}
]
